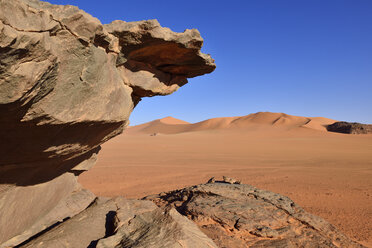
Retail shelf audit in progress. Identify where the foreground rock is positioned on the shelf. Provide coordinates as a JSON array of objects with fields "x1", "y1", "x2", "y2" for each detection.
[
  {"x1": 0, "y1": 0, "x2": 214, "y2": 246},
  {"x1": 146, "y1": 181, "x2": 365, "y2": 248},
  {"x1": 20, "y1": 197, "x2": 217, "y2": 248},
  {"x1": 327, "y1": 121, "x2": 372, "y2": 134},
  {"x1": 12, "y1": 181, "x2": 364, "y2": 248}
]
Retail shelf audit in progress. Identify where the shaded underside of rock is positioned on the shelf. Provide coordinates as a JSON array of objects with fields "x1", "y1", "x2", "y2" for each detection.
[
  {"x1": 0, "y1": 0, "x2": 215, "y2": 246},
  {"x1": 327, "y1": 121, "x2": 372, "y2": 134},
  {"x1": 145, "y1": 183, "x2": 365, "y2": 248}
]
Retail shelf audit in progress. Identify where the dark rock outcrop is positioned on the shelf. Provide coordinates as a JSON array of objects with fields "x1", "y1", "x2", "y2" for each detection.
[
  {"x1": 0, "y1": 0, "x2": 214, "y2": 246},
  {"x1": 327, "y1": 121, "x2": 372, "y2": 134},
  {"x1": 146, "y1": 181, "x2": 365, "y2": 248}
]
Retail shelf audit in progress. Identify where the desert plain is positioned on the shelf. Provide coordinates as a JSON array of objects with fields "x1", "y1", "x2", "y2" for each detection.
[{"x1": 79, "y1": 112, "x2": 372, "y2": 247}]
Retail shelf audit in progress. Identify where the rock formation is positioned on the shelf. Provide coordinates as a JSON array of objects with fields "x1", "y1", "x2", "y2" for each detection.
[
  {"x1": 0, "y1": 0, "x2": 365, "y2": 247},
  {"x1": 20, "y1": 197, "x2": 217, "y2": 248},
  {"x1": 146, "y1": 181, "x2": 365, "y2": 248},
  {"x1": 327, "y1": 121, "x2": 372, "y2": 134},
  {"x1": 0, "y1": 0, "x2": 214, "y2": 246}
]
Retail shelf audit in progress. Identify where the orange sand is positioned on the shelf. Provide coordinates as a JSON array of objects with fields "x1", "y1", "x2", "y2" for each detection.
[{"x1": 79, "y1": 113, "x2": 372, "y2": 246}]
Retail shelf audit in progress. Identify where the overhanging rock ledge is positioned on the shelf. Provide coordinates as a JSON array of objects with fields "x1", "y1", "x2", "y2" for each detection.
[{"x1": 0, "y1": 0, "x2": 214, "y2": 246}]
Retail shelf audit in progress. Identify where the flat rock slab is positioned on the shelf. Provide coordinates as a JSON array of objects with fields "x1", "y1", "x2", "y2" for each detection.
[{"x1": 146, "y1": 182, "x2": 365, "y2": 248}]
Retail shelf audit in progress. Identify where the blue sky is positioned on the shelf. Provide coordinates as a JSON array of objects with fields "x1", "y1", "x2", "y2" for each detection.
[{"x1": 49, "y1": 0, "x2": 372, "y2": 125}]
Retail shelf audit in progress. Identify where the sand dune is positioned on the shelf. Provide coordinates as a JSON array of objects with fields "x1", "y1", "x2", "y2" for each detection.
[
  {"x1": 79, "y1": 112, "x2": 372, "y2": 246},
  {"x1": 126, "y1": 112, "x2": 337, "y2": 135},
  {"x1": 127, "y1": 116, "x2": 190, "y2": 134}
]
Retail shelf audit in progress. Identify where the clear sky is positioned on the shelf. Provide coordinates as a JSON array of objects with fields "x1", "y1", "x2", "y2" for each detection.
[{"x1": 48, "y1": 0, "x2": 372, "y2": 125}]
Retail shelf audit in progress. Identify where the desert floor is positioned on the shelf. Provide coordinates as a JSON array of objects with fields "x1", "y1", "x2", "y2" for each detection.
[{"x1": 80, "y1": 127, "x2": 372, "y2": 246}]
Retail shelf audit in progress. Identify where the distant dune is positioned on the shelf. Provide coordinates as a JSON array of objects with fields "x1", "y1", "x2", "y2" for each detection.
[{"x1": 126, "y1": 112, "x2": 337, "y2": 135}]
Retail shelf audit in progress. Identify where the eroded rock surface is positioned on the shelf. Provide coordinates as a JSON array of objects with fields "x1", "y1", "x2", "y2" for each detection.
[
  {"x1": 146, "y1": 182, "x2": 365, "y2": 248},
  {"x1": 20, "y1": 197, "x2": 217, "y2": 248},
  {"x1": 0, "y1": 0, "x2": 214, "y2": 246},
  {"x1": 327, "y1": 121, "x2": 372, "y2": 134},
  {"x1": 12, "y1": 181, "x2": 365, "y2": 248}
]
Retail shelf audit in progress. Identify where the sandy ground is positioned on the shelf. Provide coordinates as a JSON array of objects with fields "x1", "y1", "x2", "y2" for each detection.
[{"x1": 79, "y1": 115, "x2": 372, "y2": 246}]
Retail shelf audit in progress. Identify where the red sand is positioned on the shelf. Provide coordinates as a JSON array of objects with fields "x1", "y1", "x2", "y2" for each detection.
[{"x1": 79, "y1": 113, "x2": 372, "y2": 246}]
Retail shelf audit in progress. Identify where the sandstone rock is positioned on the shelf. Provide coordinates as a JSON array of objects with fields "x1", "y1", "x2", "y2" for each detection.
[
  {"x1": 146, "y1": 183, "x2": 365, "y2": 248},
  {"x1": 327, "y1": 121, "x2": 372, "y2": 134},
  {"x1": 0, "y1": 173, "x2": 96, "y2": 248},
  {"x1": 0, "y1": 0, "x2": 215, "y2": 246},
  {"x1": 222, "y1": 175, "x2": 241, "y2": 184},
  {"x1": 13, "y1": 181, "x2": 366, "y2": 248},
  {"x1": 96, "y1": 198, "x2": 217, "y2": 248},
  {"x1": 20, "y1": 197, "x2": 118, "y2": 248},
  {"x1": 19, "y1": 197, "x2": 217, "y2": 248}
]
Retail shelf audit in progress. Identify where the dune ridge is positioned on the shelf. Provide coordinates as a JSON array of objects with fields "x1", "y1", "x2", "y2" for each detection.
[{"x1": 126, "y1": 112, "x2": 337, "y2": 135}]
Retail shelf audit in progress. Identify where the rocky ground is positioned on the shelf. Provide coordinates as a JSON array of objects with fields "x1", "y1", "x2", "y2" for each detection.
[
  {"x1": 14, "y1": 178, "x2": 366, "y2": 248},
  {"x1": 146, "y1": 178, "x2": 365, "y2": 248}
]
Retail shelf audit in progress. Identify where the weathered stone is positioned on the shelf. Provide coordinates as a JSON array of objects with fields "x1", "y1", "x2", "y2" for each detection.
[
  {"x1": 20, "y1": 197, "x2": 117, "y2": 248},
  {"x1": 0, "y1": 173, "x2": 95, "y2": 248},
  {"x1": 19, "y1": 197, "x2": 217, "y2": 248},
  {"x1": 146, "y1": 183, "x2": 365, "y2": 248},
  {"x1": 96, "y1": 198, "x2": 217, "y2": 248},
  {"x1": 327, "y1": 121, "x2": 372, "y2": 134},
  {"x1": 222, "y1": 175, "x2": 241, "y2": 184},
  {"x1": 105, "y1": 19, "x2": 215, "y2": 98},
  {"x1": 0, "y1": 0, "x2": 215, "y2": 246}
]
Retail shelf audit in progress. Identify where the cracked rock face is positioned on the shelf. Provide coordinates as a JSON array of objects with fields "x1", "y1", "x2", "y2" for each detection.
[
  {"x1": 0, "y1": 0, "x2": 214, "y2": 246},
  {"x1": 146, "y1": 183, "x2": 365, "y2": 248}
]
